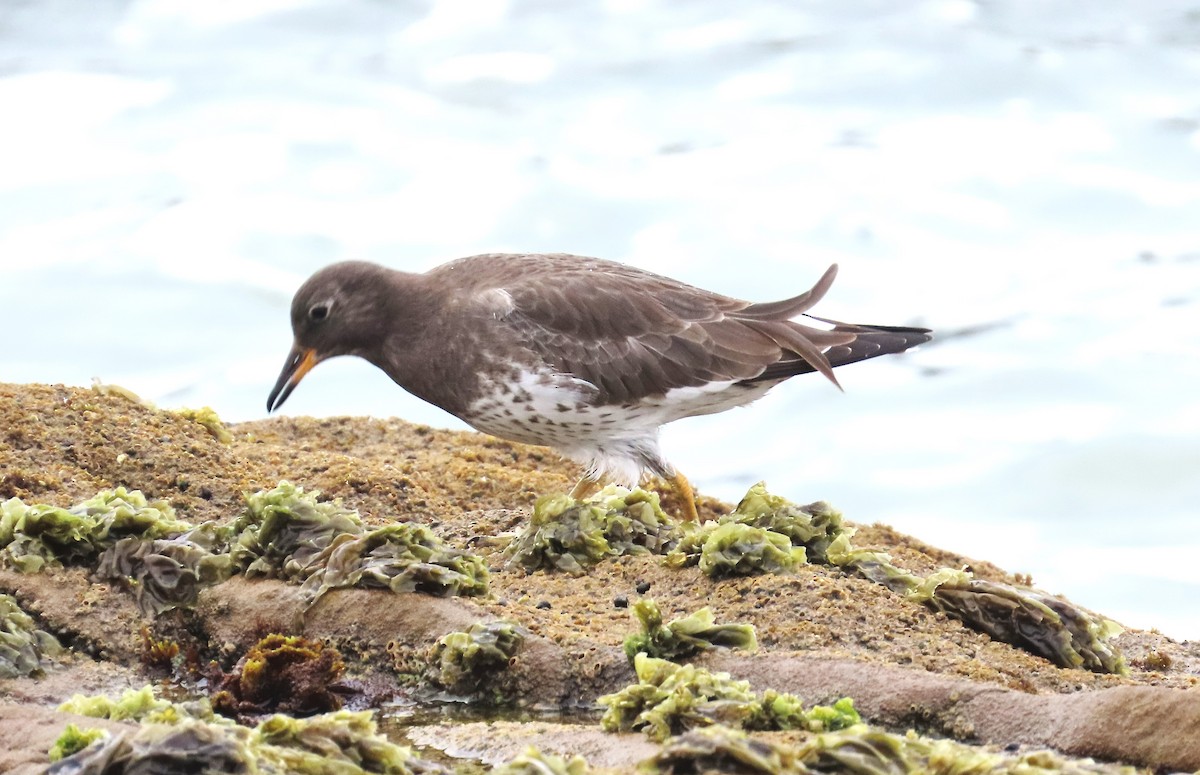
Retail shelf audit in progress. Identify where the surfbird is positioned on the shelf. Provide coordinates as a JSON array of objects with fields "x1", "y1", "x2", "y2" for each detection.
[{"x1": 267, "y1": 254, "x2": 930, "y2": 520}]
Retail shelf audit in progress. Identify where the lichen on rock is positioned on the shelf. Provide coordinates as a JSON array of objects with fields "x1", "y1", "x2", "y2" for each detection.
[{"x1": 622, "y1": 598, "x2": 757, "y2": 664}]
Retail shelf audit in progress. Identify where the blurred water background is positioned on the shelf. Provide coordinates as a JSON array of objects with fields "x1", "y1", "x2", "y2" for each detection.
[{"x1": 2, "y1": 0, "x2": 1198, "y2": 639}]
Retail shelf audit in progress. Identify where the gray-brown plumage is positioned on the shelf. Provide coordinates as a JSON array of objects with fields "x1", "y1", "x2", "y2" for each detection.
[{"x1": 267, "y1": 254, "x2": 930, "y2": 518}]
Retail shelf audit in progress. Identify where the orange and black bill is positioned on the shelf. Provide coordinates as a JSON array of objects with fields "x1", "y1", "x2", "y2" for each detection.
[{"x1": 266, "y1": 346, "x2": 318, "y2": 412}]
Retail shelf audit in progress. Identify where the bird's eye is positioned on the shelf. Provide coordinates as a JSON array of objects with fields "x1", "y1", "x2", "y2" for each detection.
[{"x1": 309, "y1": 302, "x2": 331, "y2": 322}]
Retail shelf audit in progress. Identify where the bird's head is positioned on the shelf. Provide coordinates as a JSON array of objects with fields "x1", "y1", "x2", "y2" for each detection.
[{"x1": 266, "y1": 261, "x2": 394, "y2": 413}]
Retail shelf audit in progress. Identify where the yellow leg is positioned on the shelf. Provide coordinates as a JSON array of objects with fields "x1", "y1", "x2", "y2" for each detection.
[
  {"x1": 570, "y1": 474, "x2": 603, "y2": 501},
  {"x1": 671, "y1": 471, "x2": 700, "y2": 522}
]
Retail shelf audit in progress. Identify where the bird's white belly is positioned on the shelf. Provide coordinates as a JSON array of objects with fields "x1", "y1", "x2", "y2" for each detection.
[{"x1": 461, "y1": 368, "x2": 778, "y2": 485}]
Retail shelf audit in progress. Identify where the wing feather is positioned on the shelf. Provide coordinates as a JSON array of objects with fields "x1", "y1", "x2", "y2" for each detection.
[{"x1": 440, "y1": 254, "x2": 927, "y2": 404}]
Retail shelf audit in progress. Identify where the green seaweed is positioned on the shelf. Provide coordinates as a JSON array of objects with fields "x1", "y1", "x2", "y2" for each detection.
[
  {"x1": 0, "y1": 501, "x2": 97, "y2": 571},
  {"x1": 667, "y1": 521, "x2": 805, "y2": 578},
  {"x1": 59, "y1": 685, "x2": 223, "y2": 725},
  {"x1": 643, "y1": 724, "x2": 800, "y2": 774},
  {"x1": 302, "y1": 523, "x2": 488, "y2": 599},
  {"x1": 493, "y1": 746, "x2": 590, "y2": 774},
  {"x1": 645, "y1": 722, "x2": 1138, "y2": 774},
  {"x1": 46, "y1": 708, "x2": 441, "y2": 774},
  {"x1": 747, "y1": 693, "x2": 860, "y2": 733},
  {"x1": 48, "y1": 725, "x2": 108, "y2": 763},
  {"x1": 429, "y1": 621, "x2": 524, "y2": 700},
  {"x1": 230, "y1": 481, "x2": 365, "y2": 579},
  {"x1": 76, "y1": 488, "x2": 194, "y2": 542},
  {"x1": 507, "y1": 485, "x2": 682, "y2": 573},
  {"x1": 728, "y1": 484, "x2": 846, "y2": 563},
  {"x1": 642, "y1": 722, "x2": 1138, "y2": 775},
  {"x1": 825, "y1": 533, "x2": 917, "y2": 595},
  {"x1": 95, "y1": 523, "x2": 233, "y2": 616},
  {"x1": 663, "y1": 483, "x2": 850, "y2": 579},
  {"x1": 173, "y1": 406, "x2": 233, "y2": 443},
  {"x1": 623, "y1": 598, "x2": 757, "y2": 664},
  {"x1": 0, "y1": 593, "x2": 63, "y2": 677},
  {"x1": 907, "y1": 569, "x2": 1128, "y2": 675},
  {"x1": 723, "y1": 484, "x2": 1129, "y2": 676},
  {"x1": 231, "y1": 482, "x2": 487, "y2": 601},
  {"x1": 2, "y1": 483, "x2": 486, "y2": 615},
  {"x1": 251, "y1": 710, "x2": 437, "y2": 773},
  {"x1": 600, "y1": 654, "x2": 849, "y2": 743},
  {"x1": 0, "y1": 488, "x2": 192, "y2": 572},
  {"x1": 793, "y1": 725, "x2": 1139, "y2": 774},
  {"x1": 600, "y1": 654, "x2": 757, "y2": 742}
]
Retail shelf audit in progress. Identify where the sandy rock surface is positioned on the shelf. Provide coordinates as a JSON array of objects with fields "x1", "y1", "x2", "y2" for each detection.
[{"x1": 0, "y1": 382, "x2": 1197, "y2": 772}]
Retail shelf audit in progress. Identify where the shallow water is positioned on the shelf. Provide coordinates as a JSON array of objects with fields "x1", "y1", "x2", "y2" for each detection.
[{"x1": 1, "y1": 0, "x2": 1197, "y2": 638}]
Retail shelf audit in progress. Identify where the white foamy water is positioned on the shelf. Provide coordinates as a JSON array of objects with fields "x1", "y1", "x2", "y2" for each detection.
[{"x1": 2, "y1": 0, "x2": 1197, "y2": 639}]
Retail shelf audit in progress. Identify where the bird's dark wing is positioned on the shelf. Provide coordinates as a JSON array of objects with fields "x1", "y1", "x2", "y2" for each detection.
[{"x1": 461, "y1": 255, "x2": 862, "y2": 404}]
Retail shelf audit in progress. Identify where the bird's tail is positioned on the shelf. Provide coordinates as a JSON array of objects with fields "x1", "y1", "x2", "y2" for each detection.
[{"x1": 743, "y1": 316, "x2": 931, "y2": 384}]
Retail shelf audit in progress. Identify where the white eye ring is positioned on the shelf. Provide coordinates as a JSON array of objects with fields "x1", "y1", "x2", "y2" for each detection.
[{"x1": 309, "y1": 300, "x2": 333, "y2": 322}]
